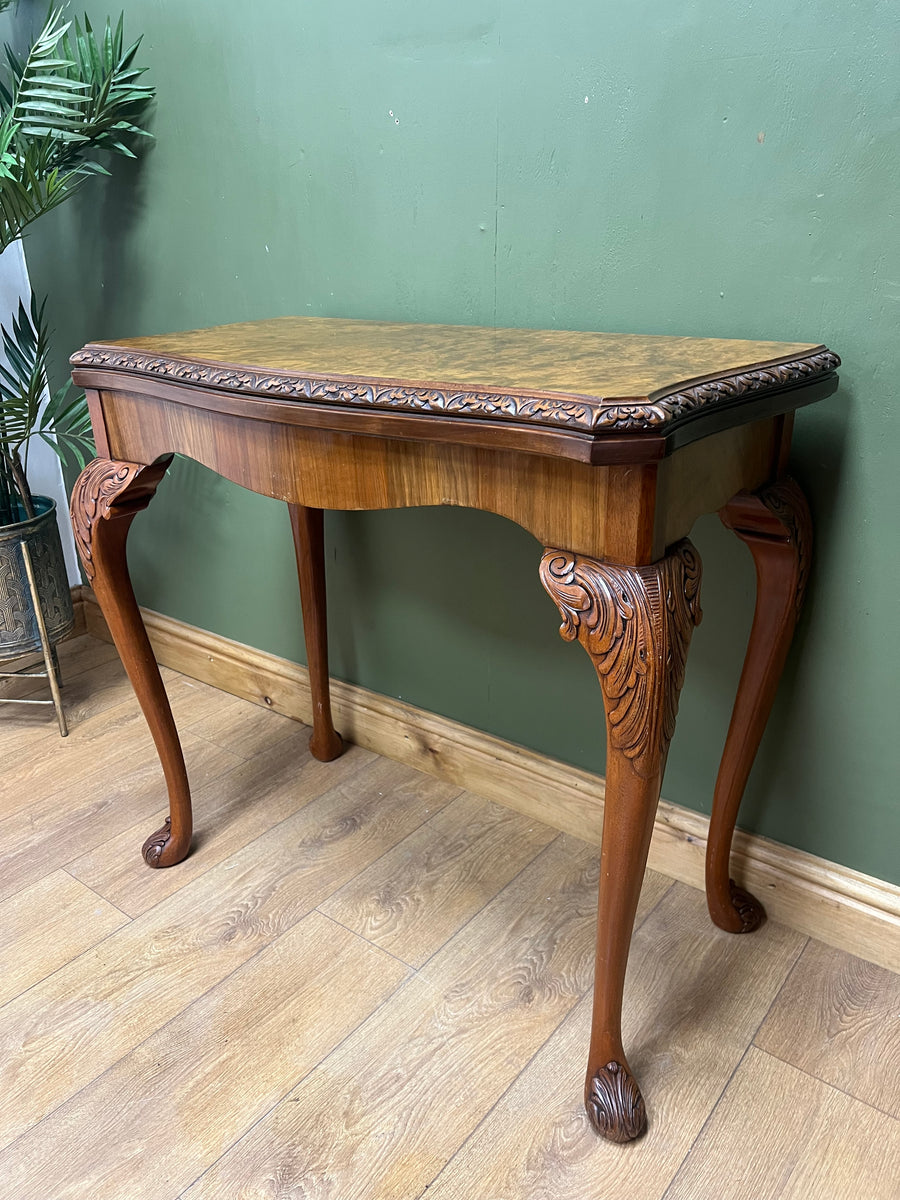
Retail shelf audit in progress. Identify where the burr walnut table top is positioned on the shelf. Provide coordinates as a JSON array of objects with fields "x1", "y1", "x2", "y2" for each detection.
[{"x1": 71, "y1": 317, "x2": 839, "y2": 459}]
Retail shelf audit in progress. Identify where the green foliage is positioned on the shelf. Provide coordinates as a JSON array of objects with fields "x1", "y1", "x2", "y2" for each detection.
[
  {"x1": 0, "y1": 4, "x2": 154, "y2": 518},
  {"x1": 0, "y1": 115, "x2": 91, "y2": 248},
  {"x1": 60, "y1": 13, "x2": 154, "y2": 160},
  {"x1": 0, "y1": 293, "x2": 94, "y2": 523},
  {"x1": 0, "y1": 294, "x2": 92, "y2": 468},
  {"x1": 0, "y1": 7, "x2": 154, "y2": 250}
]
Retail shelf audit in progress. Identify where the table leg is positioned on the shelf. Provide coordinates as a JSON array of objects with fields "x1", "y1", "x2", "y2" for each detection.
[
  {"x1": 288, "y1": 504, "x2": 343, "y2": 761},
  {"x1": 707, "y1": 477, "x2": 812, "y2": 933},
  {"x1": 70, "y1": 456, "x2": 192, "y2": 868},
  {"x1": 540, "y1": 540, "x2": 702, "y2": 1142}
]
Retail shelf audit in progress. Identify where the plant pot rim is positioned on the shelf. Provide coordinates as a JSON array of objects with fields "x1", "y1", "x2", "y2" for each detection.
[{"x1": 0, "y1": 494, "x2": 59, "y2": 536}]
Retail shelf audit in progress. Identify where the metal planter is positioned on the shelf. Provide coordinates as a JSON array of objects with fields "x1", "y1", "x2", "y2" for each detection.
[{"x1": 0, "y1": 495, "x2": 74, "y2": 660}]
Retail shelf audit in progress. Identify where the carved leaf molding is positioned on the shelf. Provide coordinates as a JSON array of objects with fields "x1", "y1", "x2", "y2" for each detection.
[
  {"x1": 540, "y1": 541, "x2": 702, "y2": 776},
  {"x1": 69, "y1": 459, "x2": 147, "y2": 581},
  {"x1": 70, "y1": 347, "x2": 840, "y2": 435},
  {"x1": 69, "y1": 457, "x2": 171, "y2": 582}
]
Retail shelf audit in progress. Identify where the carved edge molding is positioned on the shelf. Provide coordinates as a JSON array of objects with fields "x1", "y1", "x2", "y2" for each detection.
[
  {"x1": 540, "y1": 541, "x2": 702, "y2": 778},
  {"x1": 647, "y1": 350, "x2": 839, "y2": 432},
  {"x1": 586, "y1": 1061, "x2": 647, "y2": 1143},
  {"x1": 69, "y1": 457, "x2": 170, "y2": 582},
  {"x1": 70, "y1": 346, "x2": 840, "y2": 435}
]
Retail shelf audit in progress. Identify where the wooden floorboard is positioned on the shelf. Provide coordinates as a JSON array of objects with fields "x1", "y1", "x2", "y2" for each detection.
[
  {"x1": 663, "y1": 1047, "x2": 900, "y2": 1200},
  {"x1": 0, "y1": 712, "x2": 243, "y2": 905},
  {"x1": 0, "y1": 869, "x2": 129, "y2": 1008},
  {"x1": 0, "y1": 911, "x2": 409, "y2": 1200},
  {"x1": 181, "y1": 835, "x2": 672, "y2": 1200},
  {"x1": 66, "y1": 736, "x2": 378, "y2": 918},
  {"x1": 421, "y1": 885, "x2": 806, "y2": 1200},
  {"x1": 0, "y1": 634, "x2": 897, "y2": 1200},
  {"x1": 319, "y1": 791, "x2": 559, "y2": 967},
  {"x1": 754, "y1": 939, "x2": 900, "y2": 1119}
]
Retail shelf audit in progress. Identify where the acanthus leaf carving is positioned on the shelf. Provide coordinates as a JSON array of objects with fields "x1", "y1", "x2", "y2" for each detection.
[
  {"x1": 540, "y1": 541, "x2": 702, "y2": 777},
  {"x1": 69, "y1": 457, "x2": 171, "y2": 582}
]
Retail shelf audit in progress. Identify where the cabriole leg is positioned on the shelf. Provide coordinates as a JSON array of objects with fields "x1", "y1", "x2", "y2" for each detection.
[
  {"x1": 70, "y1": 456, "x2": 192, "y2": 868},
  {"x1": 707, "y1": 477, "x2": 812, "y2": 933},
  {"x1": 288, "y1": 504, "x2": 343, "y2": 762},
  {"x1": 540, "y1": 540, "x2": 702, "y2": 1142}
]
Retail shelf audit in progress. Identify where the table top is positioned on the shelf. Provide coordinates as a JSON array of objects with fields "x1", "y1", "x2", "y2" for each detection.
[{"x1": 71, "y1": 316, "x2": 839, "y2": 450}]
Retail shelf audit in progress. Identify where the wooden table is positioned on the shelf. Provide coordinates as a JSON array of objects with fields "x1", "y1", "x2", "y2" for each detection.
[{"x1": 69, "y1": 318, "x2": 839, "y2": 1143}]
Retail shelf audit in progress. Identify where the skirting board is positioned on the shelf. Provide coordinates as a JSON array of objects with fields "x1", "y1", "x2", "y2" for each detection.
[{"x1": 77, "y1": 587, "x2": 900, "y2": 974}]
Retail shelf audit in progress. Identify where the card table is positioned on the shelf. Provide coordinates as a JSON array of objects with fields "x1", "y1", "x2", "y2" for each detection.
[{"x1": 69, "y1": 317, "x2": 839, "y2": 1142}]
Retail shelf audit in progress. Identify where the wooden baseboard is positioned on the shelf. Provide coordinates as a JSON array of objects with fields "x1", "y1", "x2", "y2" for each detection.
[{"x1": 80, "y1": 589, "x2": 900, "y2": 973}]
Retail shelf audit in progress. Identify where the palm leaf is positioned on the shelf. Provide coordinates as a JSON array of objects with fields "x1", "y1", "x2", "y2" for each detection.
[
  {"x1": 57, "y1": 15, "x2": 154, "y2": 161},
  {"x1": 0, "y1": 295, "x2": 93, "y2": 472},
  {"x1": 0, "y1": 296, "x2": 49, "y2": 458},
  {"x1": 0, "y1": 135, "x2": 88, "y2": 251},
  {"x1": 38, "y1": 380, "x2": 94, "y2": 468},
  {"x1": 1, "y1": 11, "x2": 153, "y2": 180},
  {"x1": 0, "y1": 111, "x2": 19, "y2": 177},
  {"x1": 10, "y1": 9, "x2": 89, "y2": 147},
  {"x1": 0, "y1": 10, "x2": 150, "y2": 504}
]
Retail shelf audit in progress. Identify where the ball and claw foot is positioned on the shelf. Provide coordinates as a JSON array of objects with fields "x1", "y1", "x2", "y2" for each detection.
[
  {"x1": 729, "y1": 879, "x2": 766, "y2": 932},
  {"x1": 141, "y1": 817, "x2": 189, "y2": 868},
  {"x1": 586, "y1": 1061, "x2": 648, "y2": 1143}
]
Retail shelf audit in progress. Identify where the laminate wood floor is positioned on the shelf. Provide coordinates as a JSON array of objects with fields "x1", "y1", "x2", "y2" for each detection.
[{"x1": 1, "y1": 635, "x2": 898, "y2": 1200}]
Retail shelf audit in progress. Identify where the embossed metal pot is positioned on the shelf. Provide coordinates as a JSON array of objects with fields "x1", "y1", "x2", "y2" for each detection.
[{"x1": 0, "y1": 496, "x2": 74, "y2": 660}]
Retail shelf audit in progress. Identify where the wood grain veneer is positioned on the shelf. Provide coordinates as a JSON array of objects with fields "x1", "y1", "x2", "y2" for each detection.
[{"x1": 72, "y1": 316, "x2": 839, "y2": 459}]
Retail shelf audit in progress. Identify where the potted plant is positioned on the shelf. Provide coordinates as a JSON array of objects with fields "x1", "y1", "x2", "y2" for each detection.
[{"x1": 0, "y1": 3, "x2": 154, "y2": 681}]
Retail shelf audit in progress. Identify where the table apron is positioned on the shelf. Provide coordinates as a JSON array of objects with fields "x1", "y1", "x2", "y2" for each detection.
[{"x1": 95, "y1": 386, "x2": 784, "y2": 564}]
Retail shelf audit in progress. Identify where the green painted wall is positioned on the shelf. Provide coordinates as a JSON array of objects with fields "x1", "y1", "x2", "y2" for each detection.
[{"x1": 19, "y1": 2, "x2": 900, "y2": 882}]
